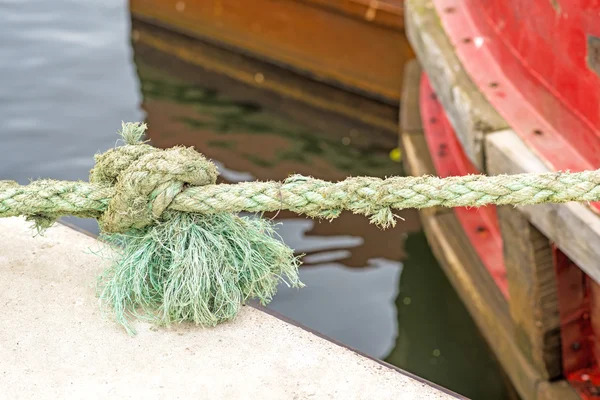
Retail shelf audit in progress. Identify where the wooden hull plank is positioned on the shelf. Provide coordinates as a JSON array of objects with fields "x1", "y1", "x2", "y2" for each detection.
[
  {"x1": 404, "y1": 0, "x2": 507, "y2": 170},
  {"x1": 497, "y1": 205, "x2": 561, "y2": 379}
]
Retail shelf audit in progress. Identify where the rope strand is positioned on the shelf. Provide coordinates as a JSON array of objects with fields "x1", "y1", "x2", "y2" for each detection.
[
  {"x1": 3, "y1": 122, "x2": 599, "y2": 232},
  {"x1": 2, "y1": 169, "x2": 600, "y2": 229}
]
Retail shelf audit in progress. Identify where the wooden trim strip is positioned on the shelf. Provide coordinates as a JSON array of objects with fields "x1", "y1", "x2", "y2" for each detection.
[{"x1": 486, "y1": 130, "x2": 600, "y2": 284}]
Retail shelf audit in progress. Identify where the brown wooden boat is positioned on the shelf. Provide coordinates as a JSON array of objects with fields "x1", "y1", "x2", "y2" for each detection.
[{"x1": 130, "y1": 0, "x2": 414, "y2": 133}]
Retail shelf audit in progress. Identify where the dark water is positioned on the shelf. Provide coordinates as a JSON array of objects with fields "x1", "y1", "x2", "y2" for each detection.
[{"x1": 0, "y1": 1, "x2": 512, "y2": 398}]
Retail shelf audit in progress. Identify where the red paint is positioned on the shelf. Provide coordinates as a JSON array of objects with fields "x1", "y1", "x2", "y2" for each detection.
[
  {"x1": 554, "y1": 248, "x2": 600, "y2": 399},
  {"x1": 420, "y1": 74, "x2": 508, "y2": 298},
  {"x1": 433, "y1": 0, "x2": 600, "y2": 213}
]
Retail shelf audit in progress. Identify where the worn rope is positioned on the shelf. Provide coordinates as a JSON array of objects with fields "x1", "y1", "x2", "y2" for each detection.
[{"x1": 1, "y1": 139, "x2": 600, "y2": 231}]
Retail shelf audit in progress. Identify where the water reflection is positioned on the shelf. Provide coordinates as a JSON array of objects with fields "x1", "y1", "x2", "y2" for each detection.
[
  {"x1": 0, "y1": 0, "x2": 143, "y2": 234},
  {"x1": 139, "y1": 66, "x2": 401, "y2": 181},
  {"x1": 271, "y1": 256, "x2": 402, "y2": 358}
]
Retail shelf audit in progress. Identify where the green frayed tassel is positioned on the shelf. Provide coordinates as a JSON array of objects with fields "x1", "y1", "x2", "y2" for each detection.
[{"x1": 97, "y1": 212, "x2": 302, "y2": 334}]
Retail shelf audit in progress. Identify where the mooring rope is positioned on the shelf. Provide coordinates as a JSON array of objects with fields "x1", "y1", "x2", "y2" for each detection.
[
  {"x1": 2, "y1": 126, "x2": 599, "y2": 232},
  {"x1": 2, "y1": 122, "x2": 598, "y2": 333}
]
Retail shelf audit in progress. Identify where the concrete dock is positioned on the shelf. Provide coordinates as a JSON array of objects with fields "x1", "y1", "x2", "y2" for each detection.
[{"x1": 0, "y1": 217, "x2": 460, "y2": 399}]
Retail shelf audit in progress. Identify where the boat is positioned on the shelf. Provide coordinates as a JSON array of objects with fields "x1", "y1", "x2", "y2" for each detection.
[
  {"x1": 129, "y1": 0, "x2": 413, "y2": 134},
  {"x1": 402, "y1": 1, "x2": 600, "y2": 399}
]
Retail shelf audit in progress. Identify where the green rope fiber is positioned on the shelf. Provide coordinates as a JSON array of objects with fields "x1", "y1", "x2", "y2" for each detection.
[
  {"x1": 2, "y1": 122, "x2": 599, "y2": 333},
  {"x1": 3, "y1": 142, "x2": 600, "y2": 230}
]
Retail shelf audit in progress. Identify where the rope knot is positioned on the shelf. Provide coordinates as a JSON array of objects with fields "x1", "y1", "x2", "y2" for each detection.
[{"x1": 89, "y1": 122, "x2": 218, "y2": 232}]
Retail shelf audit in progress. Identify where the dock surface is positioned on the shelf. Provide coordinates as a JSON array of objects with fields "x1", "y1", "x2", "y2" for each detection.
[{"x1": 0, "y1": 217, "x2": 458, "y2": 399}]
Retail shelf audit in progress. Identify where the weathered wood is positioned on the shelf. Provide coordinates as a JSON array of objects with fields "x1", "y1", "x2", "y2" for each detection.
[
  {"x1": 400, "y1": 60, "x2": 423, "y2": 134},
  {"x1": 399, "y1": 61, "x2": 449, "y2": 218},
  {"x1": 131, "y1": 0, "x2": 414, "y2": 103},
  {"x1": 537, "y1": 381, "x2": 579, "y2": 400},
  {"x1": 497, "y1": 206, "x2": 562, "y2": 379},
  {"x1": 404, "y1": 0, "x2": 507, "y2": 171},
  {"x1": 485, "y1": 129, "x2": 600, "y2": 284}
]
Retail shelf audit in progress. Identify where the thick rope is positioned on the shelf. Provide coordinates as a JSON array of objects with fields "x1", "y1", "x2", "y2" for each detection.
[
  {"x1": 3, "y1": 170, "x2": 600, "y2": 229},
  {"x1": 1, "y1": 123, "x2": 600, "y2": 231}
]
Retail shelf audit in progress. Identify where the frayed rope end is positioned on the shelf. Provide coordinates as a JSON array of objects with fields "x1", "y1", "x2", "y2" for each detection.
[
  {"x1": 368, "y1": 207, "x2": 397, "y2": 229},
  {"x1": 96, "y1": 212, "x2": 302, "y2": 334},
  {"x1": 119, "y1": 121, "x2": 148, "y2": 145}
]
